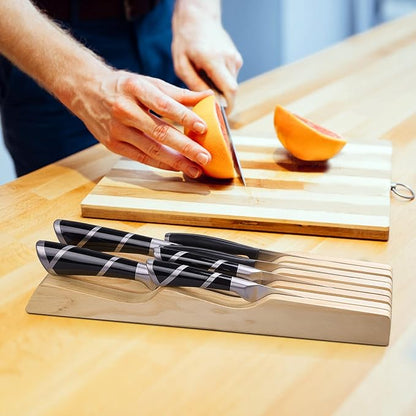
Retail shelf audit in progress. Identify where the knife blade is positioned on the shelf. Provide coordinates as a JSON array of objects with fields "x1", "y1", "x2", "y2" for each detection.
[
  {"x1": 36, "y1": 241, "x2": 390, "y2": 309},
  {"x1": 219, "y1": 104, "x2": 246, "y2": 186}
]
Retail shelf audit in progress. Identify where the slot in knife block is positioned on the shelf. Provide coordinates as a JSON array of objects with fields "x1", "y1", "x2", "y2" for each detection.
[{"x1": 26, "y1": 266, "x2": 392, "y2": 346}]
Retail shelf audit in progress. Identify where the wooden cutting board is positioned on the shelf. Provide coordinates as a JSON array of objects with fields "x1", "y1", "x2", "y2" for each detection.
[{"x1": 81, "y1": 136, "x2": 392, "y2": 240}]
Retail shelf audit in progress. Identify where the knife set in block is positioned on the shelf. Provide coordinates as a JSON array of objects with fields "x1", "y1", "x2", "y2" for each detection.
[{"x1": 26, "y1": 220, "x2": 392, "y2": 345}]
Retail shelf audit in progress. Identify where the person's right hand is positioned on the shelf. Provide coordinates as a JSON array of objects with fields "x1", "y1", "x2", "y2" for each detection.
[
  {"x1": 69, "y1": 69, "x2": 213, "y2": 178},
  {"x1": 171, "y1": 0, "x2": 243, "y2": 113}
]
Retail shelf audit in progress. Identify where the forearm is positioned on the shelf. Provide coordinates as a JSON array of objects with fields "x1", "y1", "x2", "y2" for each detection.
[
  {"x1": 0, "y1": 0, "x2": 213, "y2": 178},
  {"x1": 0, "y1": 0, "x2": 110, "y2": 111}
]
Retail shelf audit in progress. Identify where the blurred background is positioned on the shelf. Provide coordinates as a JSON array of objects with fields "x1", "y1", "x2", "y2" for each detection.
[{"x1": 1, "y1": 0, "x2": 415, "y2": 184}]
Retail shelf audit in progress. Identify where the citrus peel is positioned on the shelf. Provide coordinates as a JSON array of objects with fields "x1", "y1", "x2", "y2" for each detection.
[
  {"x1": 274, "y1": 105, "x2": 346, "y2": 161},
  {"x1": 186, "y1": 95, "x2": 235, "y2": 179}
]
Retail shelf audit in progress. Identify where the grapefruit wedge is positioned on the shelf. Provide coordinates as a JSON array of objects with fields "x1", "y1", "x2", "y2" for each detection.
[
  {"x1": 274, "y1": 105, "x2": 346, "y2": 161},
  {"x1": 185, "y1": 95, "x2": 235, "y2": 179}
]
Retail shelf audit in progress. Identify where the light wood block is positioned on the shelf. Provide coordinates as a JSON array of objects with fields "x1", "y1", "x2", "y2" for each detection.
[
  {"x1": 81, "y1": 136, "x2": 392, "y2": 240},
  {"x1": 26, "y1": 265, "x2": 392, "y2": 346}
]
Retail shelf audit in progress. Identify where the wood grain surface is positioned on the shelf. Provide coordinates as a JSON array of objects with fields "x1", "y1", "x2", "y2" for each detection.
[
  {"x1": 26, "y1": 244, "x2": 394, "y2": 345},
  {"x1": 1, "y1": 13, "x2": 416, "y2": 416},
  {"x1": 26, "y1": 268, "x2": 392, "y2": 346},
  {"x1": 81, "y1": 136, "x2": 392, "y2": 240}
]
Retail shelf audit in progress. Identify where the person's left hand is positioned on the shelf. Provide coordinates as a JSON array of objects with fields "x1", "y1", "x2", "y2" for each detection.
[{"x1": 171, "y1": 0, "x2": 243, "y2": 113}]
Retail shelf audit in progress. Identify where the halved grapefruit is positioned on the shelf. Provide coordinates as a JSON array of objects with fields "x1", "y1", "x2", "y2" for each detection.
[
  {"x1": 274, "y1": 105, "x2": 346, "y2": 161},
  {"x1": 186, "y1": 95, "x2": 235, "y2": 179}
]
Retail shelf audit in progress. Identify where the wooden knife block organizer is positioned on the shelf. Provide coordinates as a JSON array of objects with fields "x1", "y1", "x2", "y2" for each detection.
[{"x1": 27, "y1": 260, "x2": 392, "y2": 346}]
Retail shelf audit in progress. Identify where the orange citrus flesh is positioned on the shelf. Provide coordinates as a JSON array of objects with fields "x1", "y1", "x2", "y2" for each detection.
[
  {"x1": 274, "y1": 105, "x2": 346, "y2": 161},
  {"x1": 185, "y1": 95, "x2": 235, "y2": 179}
]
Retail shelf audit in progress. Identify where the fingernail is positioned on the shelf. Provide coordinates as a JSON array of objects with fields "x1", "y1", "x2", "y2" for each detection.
[
  {"x1": 188, "y1": 166, "x2": 202, "y2": 178},
  {"x1": 197, "y1": 152, "x2": 210, "y2": 165},
  {"x1": 193, "y1": 121, "x2": 206, "y2": 134}
]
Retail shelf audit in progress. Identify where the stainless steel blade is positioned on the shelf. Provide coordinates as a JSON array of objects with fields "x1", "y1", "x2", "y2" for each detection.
[
  {"x1": 230, "y1": 277, "x2": 390, "y2": 310},
  {"x1": 254, "y1": 249, "x2": 391, "y2": 275},
  {"x1": 249, "y1": 254, "x2": 391, "y2": 281},
  {"x1": 236, "y1": 264, "x2": 328, "y2": 287},
  {"x1": 194, "y1": 69, "x2": 246, "y2": 186},
  {"x1": 245, "y1": 257, "x2": 391, "y2": 281},
  {"x1": 219, "y1": 105, "x2": 246, "y2": 186},
  {"x1": 239, "y1": 266, "x2": 391, "y2": 301}
]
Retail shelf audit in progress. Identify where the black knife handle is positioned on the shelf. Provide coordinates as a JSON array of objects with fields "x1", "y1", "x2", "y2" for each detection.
[
  {"x1": 154, "y1": 245, "x2": 241, "y2": 277},
  {"x1": 147, "y1": 259, "x2": 233, "y2": 291},
  {"x1": 176, "y1": 246, "x2": 257, "y2": 267},
  {"x1": 165, "y1": 233, "x2": 260, "y2": 259},
  {"x1": 54, "y1": 219, "x2": 258, "y2": 267},
  {"x1": 157, "y1": 244, "x2": 258, "y2": 267},
  {"x1": 36, "y1": 240, "x2": 153, "y2": 287},
  {"x1": 54, "y1": 219, "x2": 161, "y2": 255}
]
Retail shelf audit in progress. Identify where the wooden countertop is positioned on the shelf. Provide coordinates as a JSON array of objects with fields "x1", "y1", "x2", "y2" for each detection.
[{"x1": 1, "y1": 13, "x2": 416, "y2": 416}]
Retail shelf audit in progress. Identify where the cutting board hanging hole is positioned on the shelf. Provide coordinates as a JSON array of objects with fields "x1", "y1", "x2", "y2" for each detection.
[{"x1": 391, "y1": 182, "x2": 415, "y2": 201}]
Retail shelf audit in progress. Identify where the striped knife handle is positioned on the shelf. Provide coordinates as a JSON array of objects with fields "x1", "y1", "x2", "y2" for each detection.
[
  {"x1": 146, "y1": 259, "x2": 234, "y2": 291},
  {"x1": 53, "y1": 219, "x2": 157, "y2": 255},
  {"x1": 165, "y1": 233, "x2": 260, "y2": 259},
  {"x1": 154, "y1": 245, "x2": 240, "y2": 277},
  {"x1": 36, "y1": 240, "x2": 154, "y2": 288},
  {"x1": 36, "y1": 241, "x2": 252, "y2": 299},
  {"x1": 54, "y1": 219, "x2": 258, "y2": 267}
]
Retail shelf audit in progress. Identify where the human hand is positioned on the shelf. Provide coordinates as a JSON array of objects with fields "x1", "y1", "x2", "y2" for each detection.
[
  {"x1": 171, "y1": 0, "x2": 243, "y2": 112},
  {"x1": 0, "y1": 0, "x2": 213, "y2": 178},
  {"x1": 69, "y1": 69, "x2": 213, "y2": 178}
]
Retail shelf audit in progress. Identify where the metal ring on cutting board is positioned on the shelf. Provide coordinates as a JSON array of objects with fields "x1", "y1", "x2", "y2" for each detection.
[{"x1": 390, "y1": 182, "x2": 415, "y2": 201}]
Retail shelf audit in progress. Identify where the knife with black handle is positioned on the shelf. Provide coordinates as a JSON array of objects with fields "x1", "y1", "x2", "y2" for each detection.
[
  {"x1": 52, "y1": 221, "x2": 382, "y2": 291},
  {"x1": 54, "y1": 219, "x2": 275, "y2": 269},
  {"x1": 35, "y1": 241, "x2": 296, "y2": 302},
  {"x1": 146, "y1": 260, "x2": 301, "y2": 302},
  {"x1": 153, "y1": 245, "x2": 330, "y2": 287},
  {"x1": 36, "y1": 240, "x2": 156, "y2": 289},
  {"x1": 37, "y1": 241, "x2": 390, "y2": 307},
  {"x1": 53, "y1": 219, "x2": 170, "y2": 254},
  {"x1": 53, "y1": 220, "x2": 284, "y2": 282},
  {"x1": 165, "y1": 232, "x2": 263, "y2": 258},
  {"x1": 164, "y1": 232, "x2": 391, "y2": 273},
  {"x1": 54, "y1": 220, "x2": 391, "y2": 280}
]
